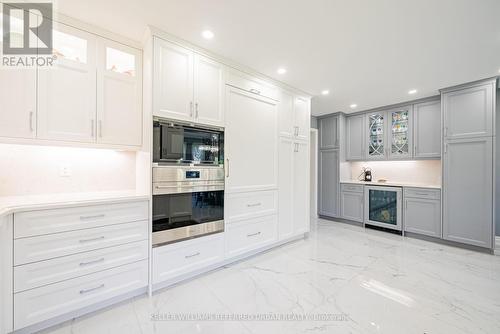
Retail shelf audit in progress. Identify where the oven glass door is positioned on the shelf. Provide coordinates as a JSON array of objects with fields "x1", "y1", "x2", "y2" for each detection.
[
  {"x1": 152, "y1": 190, "x2": 224, "y2": 232},
  {"x1": 368, "y1": 189, "x2": 398, "y2": 226}
]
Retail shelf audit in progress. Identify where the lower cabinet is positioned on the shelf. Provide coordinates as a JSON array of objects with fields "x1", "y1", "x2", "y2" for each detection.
[
  {"x1": 225, "y1": 215, "x2": 278, "y2": 258},
  {"x1": 403, "y1": 188, "x2": 441, "y2": 238},
  {"x1": 340, "y1": 184, "x2": 364, "y2": 222}
]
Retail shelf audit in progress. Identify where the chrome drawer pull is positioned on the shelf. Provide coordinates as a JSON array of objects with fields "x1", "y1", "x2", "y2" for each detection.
[
  {"x1": 80, "y1": 284, "x2": 105, "y2": 294},
  {"x1": 185, "y1": 252, "x2": 200, "y2": 259},
  {"x1": 247, "y1": 203, "x2": 262, "y2": 207},
  {"x1": 247, "y1": 231, "x2": 261, "y2": 237},
  {"x1": 413, "y1": 192, "x2": 432, "y2": 196},
  {"x1": 79, "y1": 214, "x2": 105, "y2": 220},
  {"x1": 79, "y1": 258, "x2": 105, "y2": 266},
  {"x1": 79, "y1": 236, "x2": 105, "y2": 243}
]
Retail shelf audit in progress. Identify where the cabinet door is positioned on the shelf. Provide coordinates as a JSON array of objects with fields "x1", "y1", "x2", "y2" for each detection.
[
  {"x1": 388, "y1": 107, "x2": 412, "y2": 159},
  {"x1": 193, "y1": 54, "x2": 224, "y2": 126},
  {"x1": 346, "y1": 114, "x2": 365, "y2": 160},
  {"x1": 413, "y1": 100, "x2": 441, "y2": 158},
  {"x1": 293, "y1": 141, "x2": 310, "y2": 234},
  {"x1": 367, "y1": 112, "x2": 386, "y2": 160},
  {"x1": 225, "y1": 86, "x2": 278, "y2": 193},
  {"x1": 277, "y1": 90, "x2": 294, "y2": 138},
  {"x1": 443, "y1": 137, "x2": 493, "y2": 248},
  {"x1": 97, "y1": 40, "x2": 142, "y2": 146},
  {"x1": 404, "y1": 198, "x2": 441, "y2": 237},
  {"x1": 153, "y1": 37, "x2": 194, "y2": 121},
  {"x1": 443, "y1": 82, "x2": 494, "y2": 139},
  {"x1": 319, "y1": 149, "x2": 339, "y2": 217},
  {"x1": 278, "y1": 137, "x2": 294, "y2": 240},
  {"x1": 294, "y1": 96, "x2": 310, "y2": 141},
  {"x1": 341, "y1": 191, "x2": 364, "y2": 222},
  {"x1": 319, "y1": 116, "x2": 338, "y2": 149},
  {"x1": 37, "y1": 23, "x2": 97, "y2": 142}
]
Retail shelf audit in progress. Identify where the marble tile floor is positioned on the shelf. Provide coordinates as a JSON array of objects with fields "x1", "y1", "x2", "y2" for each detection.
[{"x1": 41, "y1": 219, "x2": 500, "y2": 334}]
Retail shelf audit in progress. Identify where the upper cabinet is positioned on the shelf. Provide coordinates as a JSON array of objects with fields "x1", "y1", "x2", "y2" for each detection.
[
  {"x1": 413, "y1": 100, "x2": 441, "y2": 158},
  {"x1": 319, "y1": 115, "x2": 339, "y2": 149},
  {"x1": 293, "y1": 96, "x2": 310, "y2": 141},
  {"x1": 366, "y1": 111, "x2": 386, "y2": 160},
  {"x1": 387, "y1": 106, "x2": 412, "y2": 159},
  {"x1": 153, "y1": 37, "x2": 224, "y2": 127},
  {"x1": 277, "y1": 89, "x2": 310, "y2": 141},
  {"x1": 442, "y1": 81, "x2": 494, "y2": 140},
  {"x1": 346, "y1": 114, "x2": 365, "y2": 160},
  {"x1": 38, "y1": 23, "x2": 97, "y2": 143}
]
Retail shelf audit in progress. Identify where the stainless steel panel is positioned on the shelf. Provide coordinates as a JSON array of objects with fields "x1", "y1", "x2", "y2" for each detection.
[
  {"x1": 152, "y1": 220, "x2": 224, "y2": 247},
  {"x1": 152, "y1": 166, "x2": 225, "y2": 194}
]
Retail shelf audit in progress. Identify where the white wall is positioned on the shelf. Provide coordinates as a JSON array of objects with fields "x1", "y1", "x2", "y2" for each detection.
[
  {"x1": 0, "y1": 144, "x2": 137, "y2": 196},
  {"x1": 349, "y1": 160, "x2": 441, "y2": 186}
]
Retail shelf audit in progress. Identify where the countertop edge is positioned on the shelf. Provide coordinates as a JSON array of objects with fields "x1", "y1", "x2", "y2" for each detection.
[{"x1": 340, "y1": 180, "x2": 441, "y2": 189}]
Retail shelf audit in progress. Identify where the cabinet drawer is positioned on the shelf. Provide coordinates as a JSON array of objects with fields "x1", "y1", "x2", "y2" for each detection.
[
  {"x1": 14, "y1": 240, "x2": 148, "y2": 293},
  {"x1": 341, "y1": 183, "x2": 364, "y2": 193},
  {"x1": 225, "y1": 215, "x2": 277, "y2": 258},
  {"x1": 404, "y1": 187, "x2": 440, "y2": 200},
  {"x1": 152, "y1": 233, "x2": 224, "y2": 284},
  {"x1": 14, "y1": 201, "x2": 148, "y2": 238},
  {"x1": 14, "y1": 220, "x2": 148, "y2": 265},
  {"x1": 226, "y1": 70, "x2": 278, "y2": 100},
  {"x1": 225, "y1": 191, "x2": 277, "y2": 223},
  {"x1": 14, "y1": 260, "x2": 148, "y2": 330}
]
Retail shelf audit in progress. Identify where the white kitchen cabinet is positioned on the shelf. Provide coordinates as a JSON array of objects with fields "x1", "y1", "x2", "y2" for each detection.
[
  {"x1": 193, "y1": 54, "x2": 225, "y2": 126},
  {"x1": 225, "y1": 85, "x2": 278, "y2": 193},
  {"x1": 319, "y1": 115, "x2": 339, "y2": 149},
  {"x1": 442, "y1": 80, "x2": 495, "y2": 140},
  {"x1": 413, "y1": 100, "x2": 441, "y2": 158},
  {"x1": 294, "y1": 96, "x2": 310, "y2": 141},
  {"x1": 346, "y1": 114, "x2": 365, "y2": 160},
  {"x1": 97, "y1": 39, "x2": 142, "y2": 146},
  {"x1": 404, "y1": 193, "x2": 441, "y2": 238},
  {"x1": 277, "y1": 90, "x2": 310, "y2": 141},
  {"x1": 278, "y1": 90, "x2": 295, "y2": 138},
  {"x1": 278, "y1": 137, "x2": 294, "y2": 240},
  {"x1": 293, "y1": 141, "x2": 310, "y2": 234},
  {"x1": 340, "y1": 184, "x2": 364, "y2": 222},
  {"x1": 319, "y1": 149, "x2": 339, "y2": 217},
  {"x1": 225, "y1": 216, "x2": 278, "y2": 258},
  {"x1": 0, "y1": 67, "x2": 36, "y2": 139},
  {"x1": 443, "y1": 137, "x2": 493, "y2": 248},
  {"x1": 153, "y1": 37, "x2": 194, "y2": 122},
  {"x1": 37, "y1": 22, "x2": 97, "y2": 142},
  {"x1": 153, "y1": 38, "x2": 224, "y2": 126}
]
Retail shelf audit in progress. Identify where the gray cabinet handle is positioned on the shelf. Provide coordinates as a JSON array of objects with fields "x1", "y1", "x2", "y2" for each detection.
[
  {"x1": 91, "y1": 119, "x2": 95, "y2": 137},
  {"x1": 195, "y1": 102, "x2": 199, "y2": 118},
  {"x1": 247, "y1": 203, "x2": 262, "y2": 207},
  {"x1": 190, "y1": 101, "x2": 193, "y2": 117},
  {"x1": 444, "y1": 143, "x2": 448, "y2": 154},
  {"x1": 79, "y1": 236, "x2": 105, "y2": 243},
  {"x1": 226, "y1": 158, "x2": 229, "y2": 177},
  {"x1": 80, "y1": 214, "x2": 105, "y2": 220},
  {"x1": 247, "y1": 231, "x2": 261, "y2": 237},
  {"x1": 185, "y1": 252, "x2": 200, "y2": 259},
  {"x1": 29, "y1": 111, "x2": 34, "y2": 132},
  {"x1": 444, "y1": 126, "x2": 448, "y2": 137},
  {"x1": 79, "y1": 257, "x2": 105, "y2": 266},
  {"x1": 80, "y1": 284, "x2": 105, "y2": 294}
]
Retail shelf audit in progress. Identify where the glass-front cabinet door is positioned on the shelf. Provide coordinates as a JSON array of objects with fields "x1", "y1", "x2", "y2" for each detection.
[
  {"x1": 367, "y1": 112, "x2": 386, "y2": 160},
  {"x1": 388, "y1": 107, "x2": 412, "y2": 159}
]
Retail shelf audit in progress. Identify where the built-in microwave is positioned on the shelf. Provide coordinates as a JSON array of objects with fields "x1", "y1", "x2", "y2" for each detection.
[{"x1": 153, "y1": 119, "x2": 224, "y2": 166}]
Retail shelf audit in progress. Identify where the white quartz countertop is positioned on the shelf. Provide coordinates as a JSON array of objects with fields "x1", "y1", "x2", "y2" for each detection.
[
  {"x1": 0, "y1": 190, "x2": 150, "y2": 218},
  {"x1": 340, "y1": 180, "x2": 441, "y2": 189}
]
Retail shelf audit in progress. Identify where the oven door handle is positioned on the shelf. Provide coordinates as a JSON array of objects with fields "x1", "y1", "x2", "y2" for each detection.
[{"x1": 226, "y1": 158, "x2": 230, "y2": 178}]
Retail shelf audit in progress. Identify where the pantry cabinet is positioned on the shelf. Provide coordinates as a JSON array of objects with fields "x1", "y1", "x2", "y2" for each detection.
[
  {"x1": 153, "y1": 37, "x2": 224, "y2": 126},
  {"x1": 413, "y1": 100, "x2": 441, "y2": 158},
  {"x1": 319, "y1": 115, "x2": 339, "y2": 149},
  {"x1": 319, "y1": 149, "x2": 340, "y2": 217},
  {"x1": 293, "y1": 141, "x2": 310, "y2": 234},
  {"x1": 346, "y1": 114, "x2": 365, "y2": 160},
  {"x1": 277, "y1": 90, "x2": 310, "y2": 140}
]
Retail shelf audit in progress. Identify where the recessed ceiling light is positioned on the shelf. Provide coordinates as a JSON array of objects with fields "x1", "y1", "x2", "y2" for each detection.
[
  {"x1": 277, "y1": 67, "x2": 287, "y2": 75},
  {"x1": 201, "y1": 30, "x2": 214, "y2": 40},
  {"x1": 321, "y1": 90, "x2": 330, "y2": 95},
  {"x1": 350, "y1": 104, "x2": 357, "y2": 109},
  {"x1": 408, "y1": 89, "x2": 417, "y2": 95}
]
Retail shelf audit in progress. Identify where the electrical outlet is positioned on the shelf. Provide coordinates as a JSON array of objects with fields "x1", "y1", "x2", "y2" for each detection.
[{"x1": 59, "y1": 165, "x2": 72, "y2": 177}]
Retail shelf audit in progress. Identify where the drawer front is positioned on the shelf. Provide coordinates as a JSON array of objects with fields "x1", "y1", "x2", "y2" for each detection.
[
  {"x1": 14, "y1": 220, "x2": 148, "y2": 265},
  {"x1": 14, "y1": 260, "x2": 148, "y2": 330},
  {"x1": 15, "y1": 201, "x2": 148, "y2": 238},
  {"x1": 341, "y1": 183, "x2": 364, "y2": 193},
  {"x1": 226, "y1": 70, "x2": 278, "y2": 100},
  {"x1": 225, "y1": 215, "x2": 278, "y2": 258},
  {"x1": 225, "y1": 191, "x2": 277, "y2": 223},
  {"x1": 404, "y1": 187, "x2": 440, "y2": 200},
  {"x1": 153, "y1": 233, "x2": 224, "y2": 284},
  {"x1": 14, "y1": 240, "x2": 148, "y2": 293}
]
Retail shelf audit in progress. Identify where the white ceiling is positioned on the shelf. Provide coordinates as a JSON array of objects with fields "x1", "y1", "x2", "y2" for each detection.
[{"x1": 55, "y1": 0, "x2": 500, "y2": 116}]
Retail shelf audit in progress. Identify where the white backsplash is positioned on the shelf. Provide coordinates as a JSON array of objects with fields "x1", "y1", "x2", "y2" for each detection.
[
  {"x1": 349, "y1": 160, "x2": 441, "y2": 185},
  {"x1": 0, "y1": 144, "x2": 137, "y2": 196}
]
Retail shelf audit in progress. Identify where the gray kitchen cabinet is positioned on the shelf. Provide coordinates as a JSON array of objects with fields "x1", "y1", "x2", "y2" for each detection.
[
  {"x1": 387, "y1": 106, "x2": 413, "y2": 160},
  {"x1": 404, "y1": 188, "x2": 441, "y2": 238},
  {"x1": 340, "y1": 184, "x2": 364, "y2": 222},
  {"x1": 319, "y1": 149, "x2": 339, "y2": 217},
  {"x1": 442, "y1": 80, "x2": 495, "y2": 140},
  {"x1": 319, "y1": 115, "x2": 339, "y2": 149},
  {"x1": 366, "y1": 111, "x2": 386, "y2": 160},
  {"x1": 413, "y1": 100, "x2": 441, "y2": 158},
  {"x1": 443, "y1": 137, "x2": 493, "y2": 248},
  {"x1": 346, "y1": 114, "x2": 365, "y2": 160}
]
